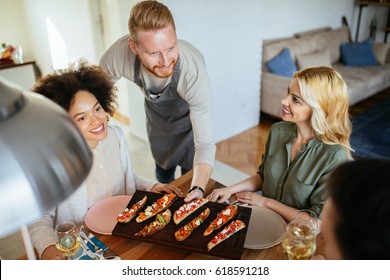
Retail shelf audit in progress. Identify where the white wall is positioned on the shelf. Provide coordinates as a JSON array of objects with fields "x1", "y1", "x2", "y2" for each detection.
[
  {"x1": 22, "y1": 0, "x2": 100, "y2": 74},
  {"x1": 0, "y1": 0, "x2": 102, "y2": 76},
  {"x1": 165, "y1": 0, "x2": 263, "y2": 142},
  {"x1": 100, "y1": 0, "x2": 149, "y2": 141},
  {"x1": 1, "y1": 0, "x2": 388, "y2": 143}
]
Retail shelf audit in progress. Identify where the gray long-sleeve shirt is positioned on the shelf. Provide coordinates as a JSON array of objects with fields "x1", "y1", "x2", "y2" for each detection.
[{"x1": 99, "y1": 36, "x2": 215, "y2": 168}]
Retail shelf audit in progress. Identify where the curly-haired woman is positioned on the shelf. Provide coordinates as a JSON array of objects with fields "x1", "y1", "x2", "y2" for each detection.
[{"x1": 29, "y1": 60, "x2": 183, "y2": 259}]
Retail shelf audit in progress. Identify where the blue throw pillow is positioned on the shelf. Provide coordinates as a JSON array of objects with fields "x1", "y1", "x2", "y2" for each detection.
[
  {"x1": 340, "y1": 39, "x2": 378, "y2": 66},
  {"x1": 266, "y1": 48, "x2": 297, "y2": 77}
]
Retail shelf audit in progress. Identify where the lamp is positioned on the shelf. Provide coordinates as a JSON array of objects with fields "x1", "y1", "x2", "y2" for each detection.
[{"x1": 0, "y1": 76, "x2": 93, "y2": 258}]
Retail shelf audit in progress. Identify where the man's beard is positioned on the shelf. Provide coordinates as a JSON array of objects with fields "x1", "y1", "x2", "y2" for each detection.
[{"x1": 143, "y1": 59, "x2": 177, "y2": 78}]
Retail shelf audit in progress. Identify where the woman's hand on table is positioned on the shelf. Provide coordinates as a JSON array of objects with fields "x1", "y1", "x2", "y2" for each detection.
[
  {"x1": 235, "y1": 191, "x2": 270, "y2": 207},
  {"x1": 151, "y1": 183, "x2": 184, "y2": 197},
  {"x1": 41, "y1": 244, "x2": 65, "y2": 260},
  {"x1": 207, "y1": 188, "x2": 233, "y2": 203}
]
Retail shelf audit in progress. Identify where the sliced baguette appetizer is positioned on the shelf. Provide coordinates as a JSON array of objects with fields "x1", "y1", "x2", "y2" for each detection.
[
  {"x1": 203, "y1": 204, "x2": 238, "y2": 236},
  {"x1": 134, "y1": 209, "x2": 171, "y2": 237},
  {"x1": 117, "y1": 195, "x2": 147, "y2": 223},
  {"x1": 174, "y1": 207, "x2": 210, "y2": 241},
  {"x1": 207, "y1": 219, "x2": 246, "y2": 251},
  {"x1": 136, "y1": 193, "x2": 176, "y2": 223},
  {"x1": 173, "y1": 198, "x2": 209, "y2": 224}
]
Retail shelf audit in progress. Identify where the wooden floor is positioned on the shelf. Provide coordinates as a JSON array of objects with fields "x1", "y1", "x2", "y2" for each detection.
[{"x1": 216, "y1": 88, "x2": 390, "y2": 175}]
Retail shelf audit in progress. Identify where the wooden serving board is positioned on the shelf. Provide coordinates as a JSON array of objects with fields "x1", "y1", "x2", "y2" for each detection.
[{"x1": 112, "y1": 190, "x2": 252, "y2": 259}]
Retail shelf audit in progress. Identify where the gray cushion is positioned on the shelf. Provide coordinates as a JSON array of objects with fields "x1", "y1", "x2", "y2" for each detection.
[
  {"x1": 262, "y1": 35, "x2": 318, "y2": 65},
  {"x1": 315, "y1": 26, "x2": 350, "y2": 64},
  {"x1": 294, "y1": 27, "x2": 332, "y2": 38},
  {"x1": 296, "y1": 49, "x2": 331, "y2": 70}
]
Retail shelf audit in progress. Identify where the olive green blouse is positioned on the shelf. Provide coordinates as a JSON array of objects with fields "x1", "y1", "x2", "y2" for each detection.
[{"x1": 258, "y1": 122, "x2": 349, "y2": 217}]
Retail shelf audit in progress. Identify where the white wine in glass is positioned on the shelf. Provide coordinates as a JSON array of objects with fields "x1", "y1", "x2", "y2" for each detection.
[
  {"x1": 282, "y1": 223, "x2": 316, "y2": 260},
  {"x1": 55, "y1": 221, "x2": 80, "y2": 258},
  {"x1": 282, "y1": 209, "x2": 318, "y2": 260}
]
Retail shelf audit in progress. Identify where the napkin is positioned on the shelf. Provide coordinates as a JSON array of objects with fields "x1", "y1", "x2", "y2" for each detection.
[
  {"x1": 75, "y1": 231, "x2": 120, "y2": 260},
  {"x1": 72, "y1": 239, "x2": 97, "y2": 260}
]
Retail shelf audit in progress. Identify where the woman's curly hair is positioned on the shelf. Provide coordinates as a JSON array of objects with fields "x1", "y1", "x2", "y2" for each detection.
[{"x1": 32, "y1": 59, "x2": 118, "y2": 115}]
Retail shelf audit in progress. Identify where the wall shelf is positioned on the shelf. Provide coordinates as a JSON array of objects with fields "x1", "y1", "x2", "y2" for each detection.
[
  {"x1": 356, "y1": 0, "x2": 390, "y2": 42},
  {"x1": 0, "y1": 60, "x2": 38, "y2": 90}
]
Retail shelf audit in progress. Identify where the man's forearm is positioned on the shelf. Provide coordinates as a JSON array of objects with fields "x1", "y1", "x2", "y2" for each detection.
[{"x1": 190, "y1": 162, "x2": 213, "y2": 192}]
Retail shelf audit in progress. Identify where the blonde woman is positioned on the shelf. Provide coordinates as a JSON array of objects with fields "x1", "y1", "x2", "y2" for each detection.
[{"x1": 207, "y1": 66, "x2": 352, "y2": 222}]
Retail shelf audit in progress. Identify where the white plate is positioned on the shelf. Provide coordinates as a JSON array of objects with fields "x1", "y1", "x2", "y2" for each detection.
[
  {"x1": 84, "y1": 195, "x2": 132, "y2": 235},
  {"x1": 244, "y1": 206, "x2": 287, "y2": 249}
]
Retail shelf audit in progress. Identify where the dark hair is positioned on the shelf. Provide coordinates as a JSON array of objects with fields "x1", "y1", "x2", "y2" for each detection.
[
  {"x1": 31, "y1": 59, "x2": 117, "y2": 115},
  {"x1": 327, "y1": 159, "x2": 390, "y2": 259}
]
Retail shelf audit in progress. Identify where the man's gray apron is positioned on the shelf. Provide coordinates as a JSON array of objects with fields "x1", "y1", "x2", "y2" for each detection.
[{"x1": 133, "y1": 57, "x2": 194, "y2": 170}]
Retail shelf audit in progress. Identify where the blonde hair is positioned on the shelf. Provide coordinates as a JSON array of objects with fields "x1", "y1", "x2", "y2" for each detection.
[
  {"x1": 294, "y1": 66, "x2": 352, "y2": 157},
  {"x1": 128, "y1": 0, "x2": 176, "y2": 44}
]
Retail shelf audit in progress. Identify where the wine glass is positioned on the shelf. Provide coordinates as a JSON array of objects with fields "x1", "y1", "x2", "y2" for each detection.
[
  {"x1": 295, "y1": 209, "x2": 318, "y2": 235},
  {"x1": 281, "y1": 209, "x2": 318, "y2": 260},
  {"x1": 55, "y1": 221, "x2": 80, "y2": 259}
]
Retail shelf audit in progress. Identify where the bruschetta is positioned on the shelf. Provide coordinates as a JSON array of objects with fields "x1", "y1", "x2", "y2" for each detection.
[
  {"x1": 203, "y1": 205, "x2": 238, "y2": 236},
  {"x1": 117, "y1": 195, "x2": 147, "y2": 223},
  {"x1": 174, "y1": 207, "x2": 210, "y2": 241},
  {"x1": 173, "y1": 198, "x2": 209, "y2": 224},
  {"x1": 134, "y1": 209, "x2": 172, "y2": 237},
  {"x1": 207, "y1": 220, "x2": 246, "y2": 251},
  {"x1": 136, "y1": 193, "x2": 176, "y2": 223}
]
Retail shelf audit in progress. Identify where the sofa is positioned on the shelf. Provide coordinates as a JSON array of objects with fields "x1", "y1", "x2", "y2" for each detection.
[{"x1": 261, "y1": 25, "x2": 390, "y2": 118}]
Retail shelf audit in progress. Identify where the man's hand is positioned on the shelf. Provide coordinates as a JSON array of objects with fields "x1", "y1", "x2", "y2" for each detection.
[
  {"x1": 184, "y1": 188, "x2": 203, "y2": 202},
  {"x1": 151, "y1": 183, "x2": 184, "y2": 197}
]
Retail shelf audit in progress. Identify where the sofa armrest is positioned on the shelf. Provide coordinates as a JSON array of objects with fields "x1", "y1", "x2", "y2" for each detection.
[
  {"x1": 260, "y1": 72, "x2": 291, "y2": 118},
  {"x1": 384, "y1": 44, "x2": 390, "y2": 64},
  {"x1": 372, "y1": 43, "x2": 390, "y2": 65}
]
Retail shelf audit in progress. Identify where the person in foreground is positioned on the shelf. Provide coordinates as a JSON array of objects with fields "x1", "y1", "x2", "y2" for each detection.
[
  {"x1": 29, "y1": 60, "x2": 183, "y2": 260},
  {"x1": 315, "y1": 159, "x2": 390, "y2": 260},
  {"x1": 100, "y1": 0, "x2": 215, "y2": 202},
  {"x1": 207, "y1": 66, "x2": 352, "y2": 222}
]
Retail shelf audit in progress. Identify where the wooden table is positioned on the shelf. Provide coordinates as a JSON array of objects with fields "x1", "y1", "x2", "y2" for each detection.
[{"x1": 93, "y1": 170, "x2": 326, "y2": 260}]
